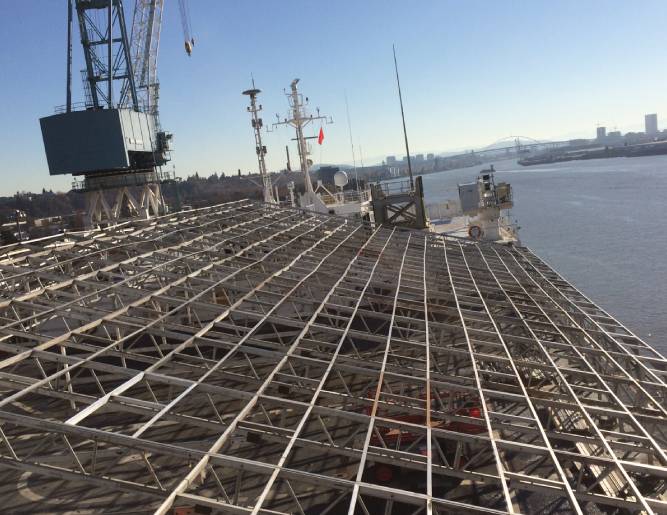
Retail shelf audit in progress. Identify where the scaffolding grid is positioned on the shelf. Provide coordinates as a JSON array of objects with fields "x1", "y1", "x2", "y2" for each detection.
[{"x1": 0, "y1": 200, "x2": 665, "y2": 514}]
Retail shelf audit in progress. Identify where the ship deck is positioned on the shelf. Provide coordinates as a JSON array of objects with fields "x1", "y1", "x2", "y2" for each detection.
[{"x1": 0, "y1": 200, "x2": 665, "y2": 514}]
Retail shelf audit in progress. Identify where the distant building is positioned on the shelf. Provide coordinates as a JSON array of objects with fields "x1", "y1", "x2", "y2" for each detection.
[
  {"x1": 386, "y1": 156, "x2": 397, "y2": 165},
  {"x1": 402, "y1": 156, "x2": 409, "y2": 162},
  {"x1": 426, "y1": 153, "x2": 435, "y2": 160},
  {"x1": 414, "y1": 154, "x2": 424, "y2": 162},
  {"x1": 645, "y1": 113, "x2": 658, "y2": 135},
  {"x1": 607, "y1": 131, "x2": 622, "y2": 141},
  {"x1": 596, "y1": 126, "x2": 606, "y2": 140},
  {"x1": 625, "y1": 132, "x2": 647, "y2": 145}
]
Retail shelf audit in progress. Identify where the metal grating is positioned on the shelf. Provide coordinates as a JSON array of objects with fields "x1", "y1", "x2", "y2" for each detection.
[{"x1": 0, "y1": 200, "x2": 665, "y2": 514}]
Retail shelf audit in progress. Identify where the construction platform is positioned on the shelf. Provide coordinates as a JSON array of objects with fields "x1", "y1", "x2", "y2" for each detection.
[{"x1": 0, "y1": 200, "x2": 665, "y2": 515}]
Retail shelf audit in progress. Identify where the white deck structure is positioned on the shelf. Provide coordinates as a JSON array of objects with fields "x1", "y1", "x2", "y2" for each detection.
[{"x1": 430, "y1": 167, "x2": 519, "y2": 244}]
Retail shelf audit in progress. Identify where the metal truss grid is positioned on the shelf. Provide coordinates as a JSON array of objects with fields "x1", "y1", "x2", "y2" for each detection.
[{"x1": 0, "y1": 200, "x2": 665, "y2": 514}]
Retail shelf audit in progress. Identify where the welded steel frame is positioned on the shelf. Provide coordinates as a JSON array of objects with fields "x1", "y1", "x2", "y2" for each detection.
[{"x1": 0, "y1": 200, "x2": 665, "y2": 514}]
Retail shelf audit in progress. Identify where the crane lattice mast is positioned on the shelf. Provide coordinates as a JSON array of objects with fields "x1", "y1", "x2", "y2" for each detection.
[{"x1": 74, "y1": 0, "x2": 138, "y2": 110}]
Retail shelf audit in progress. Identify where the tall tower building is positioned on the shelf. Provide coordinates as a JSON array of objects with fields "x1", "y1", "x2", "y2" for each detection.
[
  {"x1": 645, "y1": 113, "x2": 658, "y2": 134},
  {"x1": 596, "y1": 126, "x2": 606, "y2": 140}
]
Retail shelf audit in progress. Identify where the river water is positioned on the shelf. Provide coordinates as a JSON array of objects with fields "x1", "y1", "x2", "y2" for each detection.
[{"x1": 418, "y1": 155, "x2": 667, "y2": 352}]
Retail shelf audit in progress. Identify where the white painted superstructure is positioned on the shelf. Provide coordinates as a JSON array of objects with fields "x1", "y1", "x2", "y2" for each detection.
[{"x1": 430, "y1": 165, "x2": 520, "y2": 244}]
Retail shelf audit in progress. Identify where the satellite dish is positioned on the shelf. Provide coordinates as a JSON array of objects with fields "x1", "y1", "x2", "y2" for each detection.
[{"x1": 333, "y1": 171, "x2": 349, "y2": 188}]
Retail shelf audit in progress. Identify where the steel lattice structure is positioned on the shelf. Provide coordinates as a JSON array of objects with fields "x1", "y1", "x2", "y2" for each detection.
[{"x1": 0, "y1": 201, "x2": 665, "y2": 514}]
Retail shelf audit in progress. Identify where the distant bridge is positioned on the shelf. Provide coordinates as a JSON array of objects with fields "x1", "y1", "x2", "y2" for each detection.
[
  {"x1": 383, "y1": 136, "x2": 575, "y2": 169},
  {"x1": 444, "y1": 135, "x2": 571, "y2": 161},
  {"x1": 481, "y1": 135, "x2": 545, "y2": 149}
]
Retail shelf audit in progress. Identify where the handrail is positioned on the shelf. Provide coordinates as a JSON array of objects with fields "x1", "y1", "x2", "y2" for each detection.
[
  {"x1": 376, "y1": 179, "x2": 413, "y2": 195},
  {"x1": 426, "y1": 201, "x2": 461, "y2": 221},
  {"x1": 53, "y1": 100, "x2": 152, "y2": 114},
  {"x1": 71, "y1": 169, "x2": 179, "y2": 191},
  {"x1": 319, "y1": 189, "x2": 371, "y2": 206}
]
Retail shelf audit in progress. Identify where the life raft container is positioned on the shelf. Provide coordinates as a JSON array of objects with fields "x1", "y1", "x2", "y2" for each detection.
[{"x1": 468, "y1": 225, "x2": 483, "y2": 240}]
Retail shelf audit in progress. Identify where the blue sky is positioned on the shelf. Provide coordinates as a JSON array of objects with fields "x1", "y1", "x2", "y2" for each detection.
[{"x1": 1, "y1": 0, "x2": 666, "y2": 194}]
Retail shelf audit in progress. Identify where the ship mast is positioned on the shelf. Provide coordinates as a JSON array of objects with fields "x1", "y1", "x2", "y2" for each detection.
[
  {"x1": 274, "y1": 79, "x2": 331, "y2": 203},
  {"x1": 243, "y1": 84, "x2": 275, "y2": 203}
]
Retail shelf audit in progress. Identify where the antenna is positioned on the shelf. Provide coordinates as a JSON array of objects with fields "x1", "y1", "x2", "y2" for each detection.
[
  {"x1": 66, "y1": 0, "x2": 73, "y2": 113},
  {"x1": 344, "y1": 91, "x2": 359, "y2": 194},
  {"x1": 393, "y1": 44, "x2": 414, "y2": 190}
]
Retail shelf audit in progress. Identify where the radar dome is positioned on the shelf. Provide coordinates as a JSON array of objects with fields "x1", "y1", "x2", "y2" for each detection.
[{"x1": 333, "y1": 171, "x2": 349, "y2": 188}]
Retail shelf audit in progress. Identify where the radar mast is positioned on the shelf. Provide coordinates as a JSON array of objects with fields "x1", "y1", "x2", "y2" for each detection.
[
  {"x1": 243, "y1": 83, "x2": 275, "y2": 203},
  {"x1": 274, "y1": 79, "x2": 332, "y2": 207}
]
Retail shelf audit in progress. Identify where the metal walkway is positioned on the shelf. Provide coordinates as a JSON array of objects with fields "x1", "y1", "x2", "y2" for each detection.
[{"x1": 0, "y1": 201, "x2": 665, "y2": 514}]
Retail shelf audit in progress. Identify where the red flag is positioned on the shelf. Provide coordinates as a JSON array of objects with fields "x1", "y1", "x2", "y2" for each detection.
[{"x1": 318, "y1": 127, "x2": 324, "y2": 145}]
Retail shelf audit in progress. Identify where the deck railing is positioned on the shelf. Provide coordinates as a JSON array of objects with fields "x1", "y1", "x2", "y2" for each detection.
[{"x1": 319, "y1": 189, "x2": 371, "y2": 206}]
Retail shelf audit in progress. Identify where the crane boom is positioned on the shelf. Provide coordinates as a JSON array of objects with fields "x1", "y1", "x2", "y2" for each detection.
[
  {"x1": 127, "y1": 0, "x2": 164, "y2": 117},
  {"x1": 124, "y1": 0, "x2": 193, "y2": 117}
]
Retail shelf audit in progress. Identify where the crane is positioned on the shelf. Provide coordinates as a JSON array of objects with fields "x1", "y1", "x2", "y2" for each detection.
[{"x1": 40, "y1": 0, "x2": 196, "y2": 228}]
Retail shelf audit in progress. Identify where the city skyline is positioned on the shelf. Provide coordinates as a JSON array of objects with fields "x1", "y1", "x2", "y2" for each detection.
[{"x1": 2, "y1": 1, "x2": 667, "y2": 194}]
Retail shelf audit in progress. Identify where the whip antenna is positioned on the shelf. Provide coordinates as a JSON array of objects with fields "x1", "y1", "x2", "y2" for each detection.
[{"x1": 393, "y1": 44, "x2": 414, "y2": 190}]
